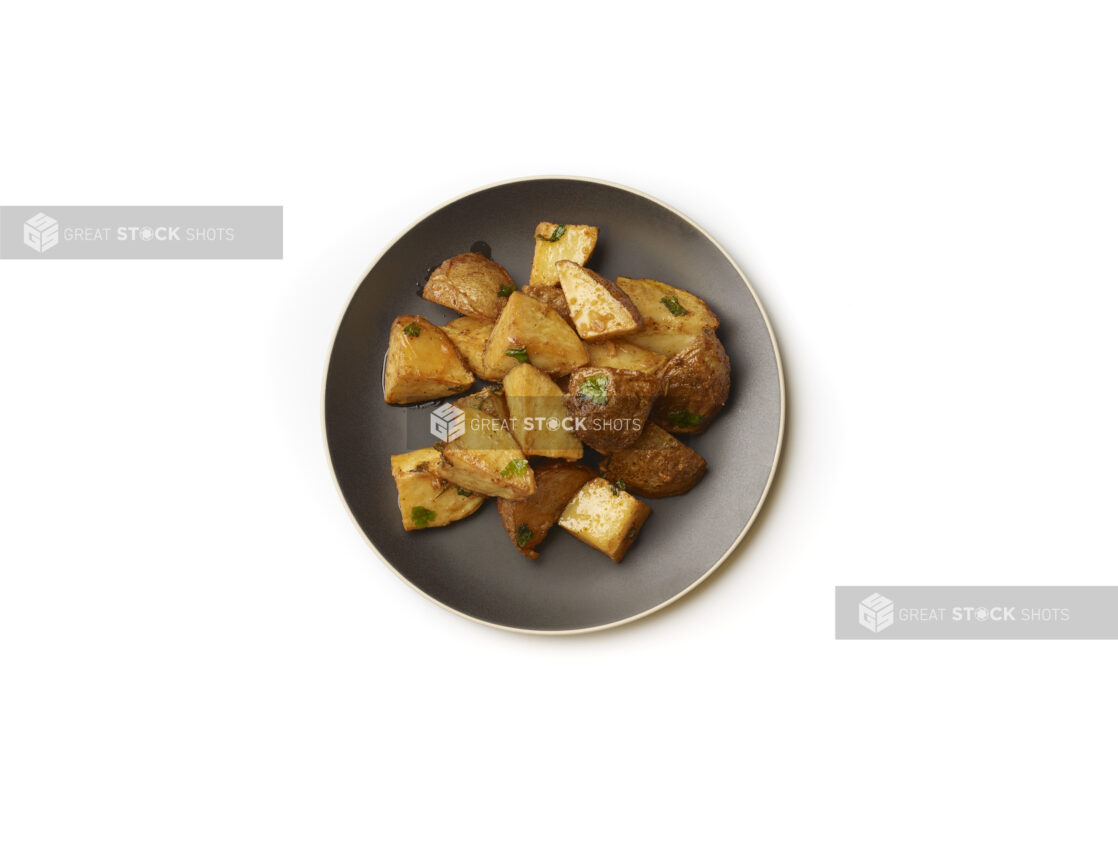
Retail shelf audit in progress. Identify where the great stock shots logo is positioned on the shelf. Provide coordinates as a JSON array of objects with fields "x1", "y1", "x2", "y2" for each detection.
[
  {"x1": 23, "y1": 213, "x2": 59, "y2": 253},
  {"x1": 858, "y1": 593, "x2": 895, "y2": 633},
  {"x1": 429, "y1": 403, "x2": 466, "y2": 442}
]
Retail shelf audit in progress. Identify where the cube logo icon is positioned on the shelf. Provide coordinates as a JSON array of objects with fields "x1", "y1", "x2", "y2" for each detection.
[
  {"x1": 24, "y1": 213, "x2": 60, "y2": 253},
  {"x1": 430, "y1": 402, "x2": 466, "y2": 442},
  {"x1": 859, "y1": 593, "x2": 894, "y2": 633}
]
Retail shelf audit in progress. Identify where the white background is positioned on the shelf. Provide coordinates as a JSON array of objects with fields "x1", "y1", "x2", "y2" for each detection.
[{"x1": 2, "y1": 2, "x2": 1115, "y2": 843}]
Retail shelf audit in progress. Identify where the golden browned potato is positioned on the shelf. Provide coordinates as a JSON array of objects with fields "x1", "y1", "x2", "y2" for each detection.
[
  {"x1": 497, "y1": 461, "x2": 597, "y2": 559},
  {"x1": 584, "y1": 338, "x2": 668, "y2": 377},
  {"x1": 563, "y1": 366, "x2": 663, "y2": 454},
  {"x1": 431, "y1": 399, "x2": 535, "y2": 500},
  {"x1": 521, "y1": 284, "x2": 575, "y2": 327},
  {"x1": 441, "y1": 315, "x2": 507, "y2": 381},
  {"x1": 616, "y1": 276, "x2": 720, "y2": 357},
  {"x1": 390, "y1": 448, "x2": 486, "y2": 530},
  {"x1": 528, "y1": 223, "x2": 598, "y2": 286},
  {"x1": 651, "y1": 329, "x2": 731, "y2": 435},
  {"x1": 558, "y1": 477, "x2": 652, "y2": 563},
  {"x1": 556, "y1": 261, "x2": 643, "y2": 340},
  {"x1": 422, "y1": 252, "x2": 515, "y2": 320},
  {"x1": 502, "y1": 363, "x2": 583, "y2": 460},
  {"x1": 598, "y1": 424, "x2": 707, "y2": 498},
  {"x1": 481, "y1": 291, "x2": 588, "y2": 380},
  {"x1": 383, "y1": 315, "x2": 475, "y2": 405}
]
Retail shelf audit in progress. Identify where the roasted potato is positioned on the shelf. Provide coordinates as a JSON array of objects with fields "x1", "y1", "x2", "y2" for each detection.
[
  {"x1": 481, "y1": 291, "x2": 588, "y2": 380},
  {"x1": 528, "y1": 222, "x2": 598, "y2": 287},
  {"x1": 556, "y1": 261, "x2": 643, "y2": 340},
  {"x1": 383, "y1": 315, "x2": 475, "y2": 405},
  {"x1": 616, "y1": 276, "x2": 720, "y2": 357},
  {"x1": 422, "y1": 252, "x2": 515, "y2": 320},
  {"x1": 503, "y1": 363, "x2": 583, "y2": 460},
  {"x1": 390, "y1": 447, "x2": 486, "y2": 530},
  {"x1": 563, "y1": 366, "x2": 663, "y2": 454},
  {"x1": 497, "y1": 461, "x2": 597, "y2": 559},
  {"x1": 651, "y1": 329, "x2": 731, "y2": 435},
  {"x1": 441, "y1": 315, "x2": 507, "y2": 381},
  {"x1": 431, "y1": 397, "x2": 535, "y2": 500},
  {"x1": 598, "y1": 424, "x2": 707, "y2": 498},
  {"x1": 558, "y1": 477, "x2": 652, "y2": 563},
  {"x1": 584, "y1": 338, "x2": 668, "y2": 377},
  {"x1": 521, "y1": 284, "x2": 575, "y2": 327}
]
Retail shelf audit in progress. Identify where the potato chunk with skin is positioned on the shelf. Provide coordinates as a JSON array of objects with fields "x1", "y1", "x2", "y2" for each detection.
[
  {"x1": 616, "y1": 276, "x2": 720, "y2": 357},
  {"x1": 556, "y1": 261, "x2": 643, "y2": 340},
  {"x1": 384, "y1": 315, "x2": 475, "y2": 405},
  {"x1": 442, "y1": 315, "x2": 507, "y2": 381},
  {"x1": 422, "y1": 252, "x2": 515, "y2": 320},
  {"x1": 528, "y1": 222, "x2": 598, "y2": 287},
  {"x1": 558, "y1": 477, "x2": 652, "y2": 563},
  {"x1": 563, "y1": 366, "x2": 663, "y2": 454},
  {"x1": 481, "y1": 291, "x2": 588, "y2": 380},
  {"x1": 598, "y1": 424, "x2": 707, "y2": 498},
  {"x1": 651, "y1": 329, "x2": 731, "y2": 435},
  {"x1": 497, "y1": 461, "x2": 597, "y2": 559},
  {"x1": 431, "y1": 402, "x2": 535, "y2": 500},
  {"x1": 390, "y1": 448, "x2": 486, "y2": 530},
  {"x1": 503, "y1": 363, "x2": 583, "y2": 460},
  {"x1": 585, "y1": 338, "x2": 668, "y2": 377}
]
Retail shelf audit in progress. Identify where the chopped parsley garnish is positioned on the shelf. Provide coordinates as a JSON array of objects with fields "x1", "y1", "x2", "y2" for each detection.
[
  {"x1": 515, "y1": 524, "x2": 533, "y2": 547},
  {"x1": 497, "y1": 283, "x2": 515, "y2": 297},
  {"x1": 667, "y1": 410, "x2": 705, "y2": 428},
  {"x1": 501, "y1": 459, "x2": 529, "y2": 478},
  {"x1": 536, "y1": 224, "x2": 567, "y2": 242},
  {"x1": 576, "y1": 373, "x2": 609, "y2": 405},
  {"x1": 402, "y1": 321, "x2": 421, "y2": 337},
  {"x1": 456, "y1": 487, "x2": 473, "y2": 497},
  {"x1": 411, "y1": 506, "x2": 437, "y2": 528},
  {"x1": 610, "y1": 479, "x2": 627, "y2": 496},
  {"x1": 660, "y1": 296, "x2": 689, "y2": 317},
  {"x1": 505, "y1": 346, "x2": 529, "y2": 363}
]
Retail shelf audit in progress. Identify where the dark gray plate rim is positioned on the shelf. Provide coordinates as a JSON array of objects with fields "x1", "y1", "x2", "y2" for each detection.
[{"x1": 321, "y1": 175, "x2": 786, "y2": 635}]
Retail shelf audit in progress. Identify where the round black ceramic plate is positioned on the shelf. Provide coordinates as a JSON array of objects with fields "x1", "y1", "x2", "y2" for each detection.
[{"x1": 324, "y1": 177, "x2": 784, "y2": 633}]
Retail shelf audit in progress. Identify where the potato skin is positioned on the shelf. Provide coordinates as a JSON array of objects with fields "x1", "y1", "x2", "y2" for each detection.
[
  {"x1": 563, "y1": 366, "x2": 663, "y2": 454},
  {"x1": 651, "y1": 329, "x2": 731, "y2": 435},
  {"x1": 423, "y1": 252, "x2": 515, "y2": 320},
  {"x1": 598, "y1": 424, "x2": 706, "y2": 498},
  {"x1": 521, "y1": 285, "x2": 575, "y2": 327},
  {"x1": 497, "y1": 461, "x2": 597, "y2": 559}
]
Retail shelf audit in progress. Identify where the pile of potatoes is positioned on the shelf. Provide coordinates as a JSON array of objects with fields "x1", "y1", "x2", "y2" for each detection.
[{"x1": 385, "y1": 222, "x2": 730, "y2": 563}]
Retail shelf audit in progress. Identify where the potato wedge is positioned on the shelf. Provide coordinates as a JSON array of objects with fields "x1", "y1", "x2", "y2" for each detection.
[
  {"x1": 502, "y1": 363, "x2": 583, "y2": 460},
  {"x1": 390, "y1": 448, "x2": 486, "y2": 530},
  {"x1": 384, "y1": 315, "x2": 475, "y2": 405},
  {"x1": 585, "y1": 338, "x2": 668, "y2": 377},
  {"x1": 616, "y1": 276, "x2": 720, "y2": 357},
  {"x1": 598, "y1": 424, "x2": 707, "y2": 498},
  {"x1": 558, "y1": 477, "x2": 652, "y2": 563},
  {"x1": 521, "y1": 284, "x2": 575, "y2": 327},
  {"x1": 422, "y1": 252, "x2": 515, "y2": 320},
  {"x1": 442, "y1": 315, "x2": 509, "y2": 381},
  {"x1": 651, "y1": 329, "x2": 731, "y2": 435},
  {"x1": 431, "y1": 401, "x2": 535, "y2": 500},
  {"x1": 481, "y1": 291, "x2": 588, "y2": 381},
  {"x1": 556, "y1": 261, "x2": 643, "y2": 340},
  {"x1": 528, "y1": 222, "x2": 598, "y2": 287},
  {"x1": 563, "y1": 366, "x2": 663, "y2": 454},
  {"x1": 497, "y1": 461, "x2": 597, "y2": 559}
]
